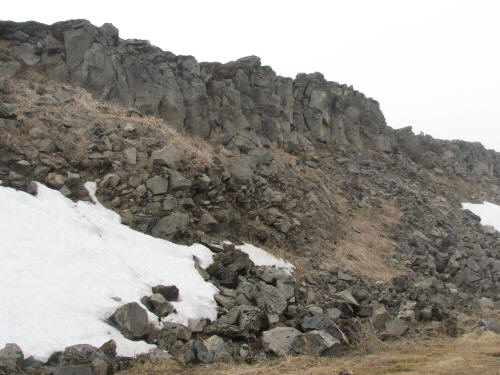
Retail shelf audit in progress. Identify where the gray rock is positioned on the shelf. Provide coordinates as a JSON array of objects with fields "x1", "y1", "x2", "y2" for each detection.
[
  {"x1": 255, "y1": 266, "x2": 291, "y2": 284},
  {"x1": 168, "y1": 170, "x2": 191, "y2": 191},
  {"x1": 151, "y1": 212, "x2": 190, "y2": 237},
  {"x1": 38, "y1": 138, "x2": 57, "y2": 153},
  {"x1": 47, "y1": 172, "x2": 67, "y2": 188},
  {"x1": 262, "y1": 327, "x2": 302, "y2": 356},
  {"x1": 384, "y1": 318, "x2": 409, "y2": 337},
  {"x1": 146, "y1": 175, "x2": 169, "y2": 195},
  {"x1": 203, "y1": 335, "x2": 232, "y2": 362},
  {"x1": 152, "y1": 285, "x2": 179, "y2": 301},
  {"x1": 123, "y1": 147, "x2": 137, "y2": 164},
  {"x1": 256, "y1": 285, "x2": 288, "y2": 315},
  {"x1": 482, "y1": 225, "x2": 497, "y2": 235},
  {"x1": 292, "y1": 330, "x2": 342, "y2": 356},
  {"x1": 371, "y1": 304, "x2": 389, "y2": 330},
  {"x1": 14, "y1": 43, "x2": 40, "y2": 65},
  {"x1": 183, "y1": 340, "x2": 210, "y2": 364},
  {"x1": 483, "y1": 319, "x2": 500, "y2": 333},
  {"x1": 66, "y1": 172, "x2": 81, "y2": 187},
  {"x1": 148, "y1": 348, "x2": 172, "y2": 364},
  {"x1": 148, "y1": 293, "x2": 174, "y2": 317},
  {"x1": 109, "y1": 302, "x2": 149, "y2": 340},
  {"x1": 276, "y1": 280, "x2": 295, "y2": 300},
  {"x1": 53, "y1": 87, "x2": 73, "y2": 103},
  {"x1": 0, "y1": 60, "x2": 21, "y2": 77},
  {"x1": 60, "y1": 344, "x2": 97, "y2": 365},
  {"x1": 302, "y1": 314, "x2": 335, "y2": 331},
  {"x1": 150, "y1": 145, "x2": 183, "y2": 170},
  {"x1": 200, "y1": 212, "x2": 218, "y2": 230},
  {"x1": 11, "y1": 160, "x2": 31, "y2": 175},
  {"x1": 163, "y1": 196, "x2": 178, "y2": 211},
  {"x1": 479, "y1": 297, "x2": 494, "y2": 309},
  {"x1": 188, "y1": 318, "x2": 207, "y2": 333},
  {"x1": 229, "y1": 158, "x2": 254, "y2": 181},
  {"x1": 326, "y1": 308, "x2": 342, "y2": 320},
  {"x1": 0, "y1": 343, "x2": 23, "y2": 371},
  {"x1": 334, "y1": 289, "x2": 359, "y2": 306}
]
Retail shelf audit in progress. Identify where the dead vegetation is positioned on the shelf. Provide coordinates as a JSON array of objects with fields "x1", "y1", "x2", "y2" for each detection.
[
  {"x1": 2, "y1": 75, "x2": 220, "y2": 170},
  {"x1": 120, "y1": 328, "x2": 500, "y2": 375},
  {"x1": 331, "y1": 201, "x2": 404, "y2": 282}
]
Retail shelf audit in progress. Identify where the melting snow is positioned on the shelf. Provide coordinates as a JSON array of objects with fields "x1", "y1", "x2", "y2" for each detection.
[
  {"x1": 236, "y1": 243, "x2": 294, "y2": 274},
  {"x1": 0, "y1": 182, "x2": 218, "y2": 360},
  {"x1": 462, "y1": 201, "x2": 500, "y2": 231}
]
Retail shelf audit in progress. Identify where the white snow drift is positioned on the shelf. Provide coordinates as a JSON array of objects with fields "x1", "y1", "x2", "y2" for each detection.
[
  {"x1": 0, "y1": 182, "x2": 219, "y2": 360},
  {"x1": 236, "y1": 243, "x2": 294, "y2": 274},
  {"x1": 462, "y1": 201, "x2": 500, "y2": 232}
]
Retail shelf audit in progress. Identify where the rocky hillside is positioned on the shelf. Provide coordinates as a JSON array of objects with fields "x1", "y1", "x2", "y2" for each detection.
[{"x1": 0, "y1": 19, "x2": 499, "y2": 374}]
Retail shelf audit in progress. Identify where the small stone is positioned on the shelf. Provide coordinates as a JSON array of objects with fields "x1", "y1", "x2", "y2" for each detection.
[
  {"x1": 47, "y1": 172, "x2": 67, "y2": 188},
  {"x1": 146, "y1": 176, "x2": 169, "y2": 195},
  {"x1": 334, "y1": 290, "x2": 359, "y2": 306},
  {"x1": 123, "y1": 148, "x2": 137, "y2": 165},
  {"x1": 53, "y1": 87, "x2": 73, "y2": 103},
  {"x1": 11, "y1": 160, "x2": 31, "y2": 175},
  {"x1": 148, "y1": 348, "x2": 172, "y2": 364},
  {"x1": 371, "y1": 304, "x2": 389, "y2": 330},
  {"x1": 188, "y1": 318, "x2": 207, "y2": 333},
  {"x1": 148, "y1": 293, "x2": 174, "y2": 317},
  {"x1": 480, "y1": 297, "x2": 494, "y2": 309},
  {"x1": 38, "y1": 138, "x2": 57, "y2": 153},
  {"x1": 163, "y1": 196, "x2": 177, "y2": 210},
  {"x1": 66, "y1": 172, "x2": 81, "y2": 187},
  {"x1": 152, "y1": 285, "x2": 179, "y2": 301}
]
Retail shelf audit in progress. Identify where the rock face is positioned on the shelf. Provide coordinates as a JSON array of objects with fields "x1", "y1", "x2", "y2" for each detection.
[
  {"x1": 2, "y1": 19, "x2": 499, "y2": 179},
  {"x1": 1, "y1": 18, "x2": 500, "y2": 371}
]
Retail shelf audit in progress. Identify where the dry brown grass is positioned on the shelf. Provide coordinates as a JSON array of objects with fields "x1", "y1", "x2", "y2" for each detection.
[
  {"x1": 330, "y1": 201, "x2": 404, "y2": 283},
  {"x1": 120, "y1": 329, "x2": 500, "y2": 375},
  {"x1": 3, "y1": 76, "x2": 220, "y2": 169}
]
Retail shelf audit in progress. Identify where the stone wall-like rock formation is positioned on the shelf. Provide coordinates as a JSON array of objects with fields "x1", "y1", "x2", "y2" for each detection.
[{"x1": 1, "y1": 19, "x2": 498, "y2": 180}]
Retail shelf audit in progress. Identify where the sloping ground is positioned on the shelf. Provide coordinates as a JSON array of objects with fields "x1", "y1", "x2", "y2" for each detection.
[{"x1": 120, "y1": 321, "x2": 500, "y2": 375}]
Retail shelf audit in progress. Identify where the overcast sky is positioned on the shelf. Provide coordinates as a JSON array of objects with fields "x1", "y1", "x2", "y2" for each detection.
[{"x1": 4, "y1": 0, "x2": 500, "y2": 151}]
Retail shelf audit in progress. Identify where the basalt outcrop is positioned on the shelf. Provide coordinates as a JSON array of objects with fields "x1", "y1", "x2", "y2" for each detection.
[
  {"x1": 1, "y1": 19, "x2": 499, "y2": 181},
  {"x1": 1, "y1": 18, "x2": 500, "y2": 375}
]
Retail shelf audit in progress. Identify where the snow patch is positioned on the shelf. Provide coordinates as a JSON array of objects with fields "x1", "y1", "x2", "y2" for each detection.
[
  {"x1": 236, "y1": 243, "x2": 294, "y2": 274},
  {"x1": 0, "y1": 183, "x2": 218, "y2": 361},
  {"x1": 462, "y1": 201, "x2": 500, "y2": 232}
]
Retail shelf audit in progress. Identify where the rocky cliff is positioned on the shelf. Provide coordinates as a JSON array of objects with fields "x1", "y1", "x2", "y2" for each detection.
[
  {"x1": 1, "y1": 18, "x2": 500, "y2": 374},
  {"x1": 1, "y1": 19, "x2": 499, "y2": 180}
]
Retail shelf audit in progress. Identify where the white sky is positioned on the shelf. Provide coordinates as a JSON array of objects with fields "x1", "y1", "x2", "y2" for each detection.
[{"x1": 4, "y1": 0, "x2": 500, "y2": 151}]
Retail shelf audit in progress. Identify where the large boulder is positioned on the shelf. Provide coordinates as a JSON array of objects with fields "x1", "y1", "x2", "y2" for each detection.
[
  {"x1": 109, "y1": 302, "x2": 149, "y2": 340},
  {"x1": 262, "y1": 327, "x2": 302, "y2": 356}
]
